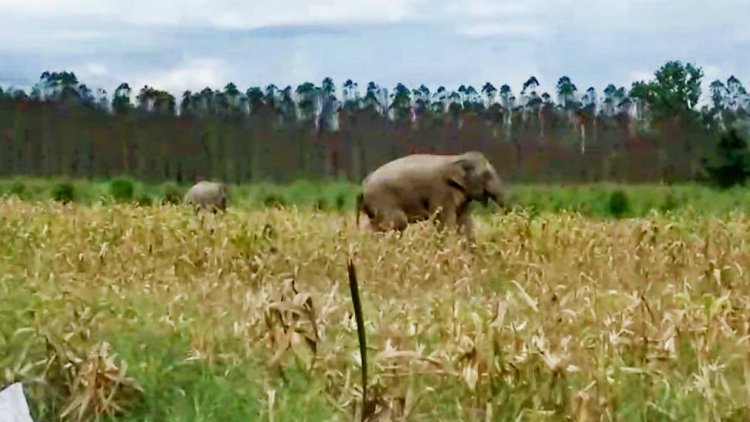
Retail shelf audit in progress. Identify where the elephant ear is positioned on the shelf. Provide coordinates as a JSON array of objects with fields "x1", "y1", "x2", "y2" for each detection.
[{"x1": 443, "y1": 156, "x2": 476, "y2": 194}]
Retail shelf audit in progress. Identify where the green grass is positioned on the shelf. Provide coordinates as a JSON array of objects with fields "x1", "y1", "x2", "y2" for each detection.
[{"x1": 1, "y1": 176, "x2": 750, "y2": 218}]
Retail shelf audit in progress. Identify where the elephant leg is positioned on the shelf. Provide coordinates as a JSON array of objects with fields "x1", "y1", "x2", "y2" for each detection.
[
  {"x1": 457, "y1": 211, "x2": 475, "y2": 246},
  {"x1": 366, "y1": 201, "x2": 408, "y2": 232},
  {"x1": 458, "y1": 213, "x2": 479, "y2": 258},
  {"x1": 391, "y1": 210, "x2": 409, "y2": 240},
  {"x1": 434, "y1": 206, "x2": 457, "y2": 233},
  {"x1": 383, "y1": 209, "x2": 408, "y2": 232},
  {"x1": 362, "y1": 212, "x2": 384, "y2": 232}
]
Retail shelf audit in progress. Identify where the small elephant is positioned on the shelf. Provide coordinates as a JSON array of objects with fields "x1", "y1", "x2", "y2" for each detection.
[
  {"x1": 183, "y1": 180, "x2": 228, "y2": 213},
  {"x1": 355, "y1": 151, "x2": 505, "y2": 244}
]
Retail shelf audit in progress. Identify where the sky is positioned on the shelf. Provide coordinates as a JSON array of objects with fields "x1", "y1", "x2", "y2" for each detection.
[{"x1": 0, "y1": 0, "x2": 748, "y2": 103}]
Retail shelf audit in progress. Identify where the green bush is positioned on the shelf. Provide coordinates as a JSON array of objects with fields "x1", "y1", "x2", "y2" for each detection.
[
  {"x1": 51, "y1": 182, "x2": 75, "y2": 204},
  {"x1": 9, "y1": 181, "x2": 26, "y2": 198},
  {"x1": 162, "y1": 183, "x2": 183, "y2": 205},
  {"x1": 660, "y1": 189, "x2": 680, "y2": 212},
  {"x1": 608, "y1": 189, "x2": 630, "y2": 218},
  {"x1": 136, "y1": 194, "x2": 153, "y2": 207},
  {"x1": 110, "y1": 177, "x2": 135, "y2": 202},
  {"x1": 262, "y1": 192, "x2": 287, "y2": 208}
]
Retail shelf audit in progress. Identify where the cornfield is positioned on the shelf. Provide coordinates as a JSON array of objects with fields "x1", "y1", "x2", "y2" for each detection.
[{"x1": 2, "y1": 198, "x2": 750, "y2": 421}]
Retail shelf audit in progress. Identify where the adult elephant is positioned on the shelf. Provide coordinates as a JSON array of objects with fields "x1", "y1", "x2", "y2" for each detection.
[
  {"x1": 355, "y1": 151, "x2": 505, "y2": 244},
  {"x1": 183, "y1": 180, "x2": 228, "y2": 213}
]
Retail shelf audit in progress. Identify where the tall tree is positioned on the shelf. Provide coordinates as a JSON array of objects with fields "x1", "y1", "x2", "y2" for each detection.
[
  {"x1": 555, "y1": 76, "x2": 578, "y2": 110},
  {"x1": 390, "y1": 83, "x2": 412, "y2": 123},
  {"x1": 295, "y1": 82, "x2": 318, "y2": 123},
  {"x1": 481, "y1": 82, "x2": 497, "y2": 108},
  {"x1": 644, "y1": 60, "x2": 704, "y2": 121},
  {"x1": 112, "y1": 83, "x2": 132, "y2": 115}
]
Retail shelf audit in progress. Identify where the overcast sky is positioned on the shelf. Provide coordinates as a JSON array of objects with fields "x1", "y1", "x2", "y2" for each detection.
[{"x1": 0, "y1": 0, "x2": 748, "y2": 101}]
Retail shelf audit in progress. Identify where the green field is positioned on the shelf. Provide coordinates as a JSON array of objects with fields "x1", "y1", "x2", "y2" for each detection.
[{"x1": 2, "y1": 176, "x2": 750, "y2": 219}]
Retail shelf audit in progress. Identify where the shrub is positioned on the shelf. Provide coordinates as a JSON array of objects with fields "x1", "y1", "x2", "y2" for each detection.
[
  {"x1": 162, "y1": 183, "x2": 183, "y2": 205},
  {"x1": 51, "y1": 182, "x2": 75, "y2": 204},
  {"x1": 110, "y1": 178, "x2": 135, "y2": 202},
  {"x1": 660, "y1": 189, "x2": 680, "y2": 212},
  {"x1": 262, "y1": 192, "x2": 287, "y2": 208},
  {"x1": 136, "y1": 194, "x2": 153, "y2": 207},
  {"x1": 608, "y1": 189, "x2": 630, "y2": 218},
  {"x1": 9, "y1": 181, "x2": 26, "y2": 198}
]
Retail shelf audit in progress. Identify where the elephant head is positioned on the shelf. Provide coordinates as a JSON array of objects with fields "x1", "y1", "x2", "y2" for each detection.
[{"x1": 444, "y1": 151, "x2": 505, "y2": 207}]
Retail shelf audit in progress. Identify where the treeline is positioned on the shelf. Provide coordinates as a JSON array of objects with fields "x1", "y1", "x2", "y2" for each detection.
[{"x1": 0, "y1": 60, "x2": 749, "y2": 184}]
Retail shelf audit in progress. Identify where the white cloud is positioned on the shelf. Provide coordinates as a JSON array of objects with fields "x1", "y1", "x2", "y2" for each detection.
[
  {"x1": 441, "y1": 0, "x2": 530, "y2": 19},
  {"x1": 443, "y1": 0, "x2": 543, "y2": 40},
  {"x1": 457, "y1": 23, "x2": 546, "y2": 39},
  {"x1": 132, "y1": 58, "x2": 229, "y2": 94},
  {"x1": 0, "y1": 0, "x2": 111, "y2": 19},
  {"x1": 286, "y1": 49, "x2": 316, "y2": 88},
  {"x1": 0, "y1": 0, "x2": 748, "y2": 97},
  {"x1": 84, "y1": 63, "x2": 108, "y2": 77},
  {"x1": 0, "y1": 0, "x2": 426, "y2": 28},
  {"x1": 1, "y1": 0, "x2": 746, "y2": 30},
  {"x1": 0, "y1": 0, "x2": 744, "y2": 36}
]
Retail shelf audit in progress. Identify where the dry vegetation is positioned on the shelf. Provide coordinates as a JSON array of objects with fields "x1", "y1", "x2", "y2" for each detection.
[{"x1": 2, "y1": 198, "x2": 750, "y2": 421}]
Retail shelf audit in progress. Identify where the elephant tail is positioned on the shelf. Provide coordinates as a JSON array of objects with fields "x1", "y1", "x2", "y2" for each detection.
[{"x1": 355, "y1": 192, "x2": 364, "y2": 227}]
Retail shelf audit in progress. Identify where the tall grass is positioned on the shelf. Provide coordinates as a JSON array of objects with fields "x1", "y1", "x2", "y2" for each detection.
[{"x1": 2, "y1": 199, "x2": 750, "y2": 420}]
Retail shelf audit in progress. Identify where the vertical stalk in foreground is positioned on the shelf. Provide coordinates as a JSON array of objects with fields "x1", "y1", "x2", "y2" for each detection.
[{"x1": 347, "y1": 257, "x2": 368, "y2": 420}]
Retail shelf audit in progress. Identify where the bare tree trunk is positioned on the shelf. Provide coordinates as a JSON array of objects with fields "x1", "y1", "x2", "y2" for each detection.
[{"x1": 579, "y1": 124, "x2": 586, "y2": 154}]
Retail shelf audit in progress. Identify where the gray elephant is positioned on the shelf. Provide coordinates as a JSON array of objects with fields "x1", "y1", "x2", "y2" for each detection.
[
  {"x1": 355, "y1": 151, "x2": 505, "y2": 244},
  {"x1": 183, "y1": 180, "x2": 228, "y2": 213}
]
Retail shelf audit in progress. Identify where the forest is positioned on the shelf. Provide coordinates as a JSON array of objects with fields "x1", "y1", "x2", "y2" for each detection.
[{"x1": 1, "y1": 59, "x2": 749, "y2": 186}]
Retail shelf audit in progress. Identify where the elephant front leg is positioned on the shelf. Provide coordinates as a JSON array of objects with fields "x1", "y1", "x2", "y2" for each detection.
[
  {"x1": 387, "y1": 209, "x2": 409, "y2": 232},
  {"x1": 456, "y1": 211, "x2": 476, "y2": 248},
  {"x1": 434, "y1": 205, "x2": 457, "y2": 231}
]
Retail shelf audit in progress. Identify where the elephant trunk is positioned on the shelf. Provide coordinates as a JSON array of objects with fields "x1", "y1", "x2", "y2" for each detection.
[
  {"x1": 488, "y1": 190, "x2": 501, "y2": 205},
  {"x1": 483, "y1": 185, "x2": 505, "y2": 208}
]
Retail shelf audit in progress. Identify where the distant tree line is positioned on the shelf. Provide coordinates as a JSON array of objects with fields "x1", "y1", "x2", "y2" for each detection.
[{"x1": 0, "y1": 60, "x2": 749, "y2": 185}]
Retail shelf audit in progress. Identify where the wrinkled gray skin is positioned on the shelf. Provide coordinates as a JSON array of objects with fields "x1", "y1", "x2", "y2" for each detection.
[
  {"x1": 183, "y1": 181, "x2": 228, "y2": 213},
  {"x1": 355, "y1": 151, "x2": 505, "y2": 244}
]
